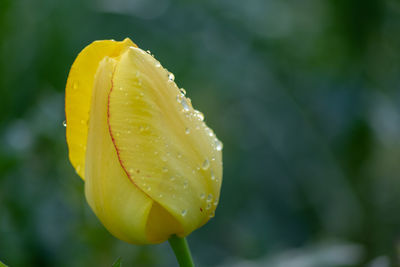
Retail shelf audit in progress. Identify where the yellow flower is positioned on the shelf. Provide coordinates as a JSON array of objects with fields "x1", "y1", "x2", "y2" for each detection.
[{"x1": 65, "y1": 38, "x2": 223, "y2": 244}]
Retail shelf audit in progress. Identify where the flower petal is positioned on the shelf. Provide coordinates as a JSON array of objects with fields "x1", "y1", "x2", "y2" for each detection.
[
  {"x1": 65, "y1": 38, "x2": 136, "y2": 178},
  {"x1": 108, "y1": 47, "x2": 223, "y2": 236},
  {"x1": 84, "y1": 56, "x2": 153, "y2": 244}
]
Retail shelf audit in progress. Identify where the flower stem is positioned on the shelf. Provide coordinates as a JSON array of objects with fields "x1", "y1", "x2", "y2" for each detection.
[{"x1": 168, "y1": 235, "x2": 195, "y2": 267}]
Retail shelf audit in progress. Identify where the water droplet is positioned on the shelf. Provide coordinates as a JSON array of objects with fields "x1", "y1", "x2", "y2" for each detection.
[
  {"x1": 168, "y1": 73, "x2": 175, "y2": 81},
  {"x1": 209, "y1": 211, "x2": 215, "y2": 218},
  {"x1": 215, "y1": 140, "x2": 223, "y2": 151},
  {"x1": 155, "y1": 61, "x2": 161, "y2": 67},
  {"x1": 177, "y1": 153, "x2": 182, "y2": 159},
  {"x1": 162, "y1": 167, "x2": 168, "y2": 173},
  {"x1": 185, "y1": 128, "x2": 190, "y2": 134},
  {"x1": 146, "y1": 50, "x2": 151, "y2": 54},
  {"x1": 211, "y1": 171, "x2": 215, "y2": 180},
  {"x1": 200, "y1": 193, "x2": 205, "y2": 199},
  {"x1": 194, "y1": 110, "x2": 204, "y2": 121},
  {"x1": 146, "y1": 186, "x2": 151, "y2": 191},
  {"x1": 206, "y1": 203, "x2": 211, "y2": 210},
  {"x1": 170, "y1": 176, "x2": 175, "y2": 181},
  {"x1": 213, "y1": 200, "x2": 218, "y2": 206},
  {"x1": 180, "y1": 88, "x2": 186, "y2": 95},
  {"x1": 207, "y1": 194, "x2": 213, "y2": 202},
  {"x1": 180, "y1": 97, "x2": 190, "y2": 112},
  {"x1": 135, "y1": 71, "x2": 140, "y2": 77},
  {"x1": 206, "y1": 128, "x2": 214, "y2": 137},
  {"x1": 161, "y1": 155, "x2": 167, "y2": 162},
  {"x1": 183, "y1": 180, "x2": 188, "y2": 189},
  {"x1": 181, "y1": 209, "x2": 187, "y2": 216},
  {"x1": 202, "y1": 159, "x2": 210, "y2": 170},
  {"x1": 62, "y1": 120, "x2": 67, "y2": 127},
  {"x1": 211, "y1": 156, "x2": 216, "y2": 161}
]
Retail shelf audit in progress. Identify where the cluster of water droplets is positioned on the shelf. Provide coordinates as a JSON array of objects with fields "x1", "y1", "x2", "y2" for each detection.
[{"x1": 128, "y1": 48, "x2": 223, "y2": 219}]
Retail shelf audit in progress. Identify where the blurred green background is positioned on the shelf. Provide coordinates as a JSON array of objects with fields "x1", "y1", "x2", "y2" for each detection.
[{"x1": 1, "y1": 0, "x2": 400, "y2": 266}]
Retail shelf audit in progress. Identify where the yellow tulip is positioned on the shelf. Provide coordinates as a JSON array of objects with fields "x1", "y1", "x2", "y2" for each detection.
[{"x1": 65, "y1": 38, "x2": 223, "y2": 244}]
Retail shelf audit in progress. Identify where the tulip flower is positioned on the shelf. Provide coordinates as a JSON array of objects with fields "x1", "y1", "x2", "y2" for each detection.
[{"x1": 65, "y1": 38, "x2": 223, "y2": 266}]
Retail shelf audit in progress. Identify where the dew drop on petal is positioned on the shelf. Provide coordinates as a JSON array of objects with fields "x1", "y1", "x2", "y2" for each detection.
[
  {"x1": 162, "y1": 167, "x2": 168, "y2": 173},
  {"x1": 180, "y1": 97, "x2": 190, "y2": 112},
  {"x1": 168, "y1": 73, "x2": 175, "y2": 81},
  {"x1": 181, "y1": 209, "x2": 187, "y2": 216},
  {"x1": 200, "y1": 193, "x2": 205, "y2": 199},
  {"x1": 185, "y1": 127, "x2": 190, "y2": 134},
  {"x1": 62, "y1": 120, "x2": 67, "y2": 127},
  {"x1": 183, "y1": 180, "x2": 188, "y2": 189},
  {"x1": 210, "y1": 171, "x2": 215, "y2": 180},
  {"x1": 202, "y1": 159, "x2": 210, "y2": 170},
  {"x1": 215, "y1": 140, "x2": 223, "y2": 151},
  {"x1": 180, "y1": 88, "x2": 186, "y2": 95},
  {"x1": 207, "y1": 194, "x2": 213, "y2": 202}
]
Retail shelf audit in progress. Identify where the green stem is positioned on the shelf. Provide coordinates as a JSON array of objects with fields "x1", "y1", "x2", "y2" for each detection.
[{"x1": 168, "y1": 235, "x2": 195, "y2": 267}]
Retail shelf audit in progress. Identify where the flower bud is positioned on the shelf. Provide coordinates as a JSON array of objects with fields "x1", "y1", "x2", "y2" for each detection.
[{"x1": 65, "y1": 38, "x2": 223, "y2": 244}]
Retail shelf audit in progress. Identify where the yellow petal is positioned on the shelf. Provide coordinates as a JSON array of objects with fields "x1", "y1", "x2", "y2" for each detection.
[
  {"x1": 107, "y1": 47, "x2": 223, "y2": 238},
  {"x1": 84, "y1": 56, "x2": 154, "y2": 244},
  {"x1": 65, "y1": 38, "x2": 136, "y2": 178}
]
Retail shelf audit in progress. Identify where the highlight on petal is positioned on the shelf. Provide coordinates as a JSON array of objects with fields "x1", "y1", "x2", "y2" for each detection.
[
  {"x1": 65, "y1": 38, "x2": 136, "y2": 178},
  {"x1": 107, "y1": 47, "x2": 223, "y2": 237}
]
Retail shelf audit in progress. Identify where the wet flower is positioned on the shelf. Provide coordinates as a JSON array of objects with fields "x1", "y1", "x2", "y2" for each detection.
[{"x1": 65, "y1": 38, "x2": 223, "y2": 244}]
